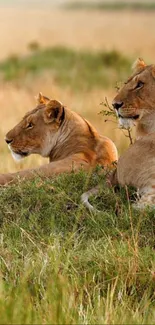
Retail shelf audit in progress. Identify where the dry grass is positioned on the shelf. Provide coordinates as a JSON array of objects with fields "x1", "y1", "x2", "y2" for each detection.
[
  {"x1": 0, "y1": 8, "x2": 155, "y2": 60},
  {"x1": 0, "y1": 5, "x2": 153, "y2": 173}
]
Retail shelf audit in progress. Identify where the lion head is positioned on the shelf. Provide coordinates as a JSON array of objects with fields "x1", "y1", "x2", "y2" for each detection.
[
  {"x1": 112, "y1": 58, "x2": 155, "y2": 130},
  {"x1": 5, "y1": 93, "x2": 65, "y2": 161}
]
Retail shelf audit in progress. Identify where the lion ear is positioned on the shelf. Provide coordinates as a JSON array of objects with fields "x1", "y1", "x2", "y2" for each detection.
[
  {"x1": 132, "y1": 58, "x2": 146, "y2": 73},
  {"x1": 44, "y1": 100, "x2": 64, "y2": 124},
  {"x1": 36, "y1": 92, "x2": 50, "y2": 105}
]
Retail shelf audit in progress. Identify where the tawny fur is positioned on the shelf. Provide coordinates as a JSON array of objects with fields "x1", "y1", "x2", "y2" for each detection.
[
  {"x1": 112, "y1": 60, "x2": 155, "y2": 209},
  {"x1": 0, "y1": 94, "x2": 118, "y2": 186},
  {"x1": 82, "y1": 60, "x2": 155, "y2": 211}
]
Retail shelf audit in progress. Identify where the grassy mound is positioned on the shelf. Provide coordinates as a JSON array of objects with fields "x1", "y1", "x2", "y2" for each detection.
[
  {"x1": 0, "y1": 168, "x2": 155, "y2": 323},
  {"x1": 0, "y1": 47, "x2": 131, "y2": 90}
]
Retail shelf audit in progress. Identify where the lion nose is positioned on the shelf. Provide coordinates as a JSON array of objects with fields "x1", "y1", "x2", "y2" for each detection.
[
  {"x1": 112, "y1": 101, "x2": 123, "y2": 110},
  {"x1": 5, "y1": 138, "x2": 13, "y2": 144}
]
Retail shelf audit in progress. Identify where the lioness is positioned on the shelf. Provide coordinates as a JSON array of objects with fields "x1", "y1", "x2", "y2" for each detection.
[
  {"x1": 112, "y1": 58, "x2": 155, "y2": 208},
  {"x1": 0, "y1": 93, "x2": 117, "y2": 185},
  {"x1": 82, "y1": 59, "x2": 155, "y2": 211}
]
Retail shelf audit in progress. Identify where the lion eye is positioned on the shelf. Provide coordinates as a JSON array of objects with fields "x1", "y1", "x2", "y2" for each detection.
[
  {"x1": 135, "y1": 81, "x2": 144, "y2": 89},
  {"x1": 26, "y1": 122, "x2": 33, "y2": 129}
]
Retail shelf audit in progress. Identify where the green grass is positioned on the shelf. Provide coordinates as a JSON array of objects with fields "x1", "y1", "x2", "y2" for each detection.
[
  {"x1": 65, "y1": 1, "x2": 155, "y2": 11},
  {"x1": 0, "y1": 167, "x2": 155, "y2": 324},
  {"x1": 0, "y1": 47, "x2": 131, "y2": 90}
]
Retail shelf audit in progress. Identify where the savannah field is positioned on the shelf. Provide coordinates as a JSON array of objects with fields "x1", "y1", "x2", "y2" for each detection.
[
  {"x1": 0, "y1": 1, "x2": 155, "y2": 324},
  {"x1": 0, "y1": 1, "x2": 155, "y2": 173}
]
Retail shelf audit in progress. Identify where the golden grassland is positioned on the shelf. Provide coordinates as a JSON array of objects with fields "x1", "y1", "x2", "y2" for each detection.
[
  {"x1": 0, "y1": 8, "x2": 155, "y2": 60},
  {"x1": 0, "y1": 6, "x2": 155, "y2": 323},
  {"x1": 0, "y1": 6, "x2": 154, "y2": 174}
]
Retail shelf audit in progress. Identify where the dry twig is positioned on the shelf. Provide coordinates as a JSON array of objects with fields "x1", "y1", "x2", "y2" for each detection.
[{"x1": 100, "y1": 97, "x2": 133, "y2": 145}]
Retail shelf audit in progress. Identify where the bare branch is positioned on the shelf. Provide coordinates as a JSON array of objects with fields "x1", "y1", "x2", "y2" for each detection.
[
  {"x1": 120, "y1": 128, "x2": 133, "y2": 145},
  {"x1": 104, "y1": 119, "x2": 117, "y2": 124},
  {"x1": 127, "y1": 128, "x2": 133, "y2": 145}
]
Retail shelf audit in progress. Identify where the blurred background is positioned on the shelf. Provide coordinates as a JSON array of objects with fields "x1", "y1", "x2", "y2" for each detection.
[{"x1": 0, "y1": 0, "x2": 155, "y2": 173}]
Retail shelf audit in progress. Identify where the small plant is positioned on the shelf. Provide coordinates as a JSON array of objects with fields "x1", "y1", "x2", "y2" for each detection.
[
  {"x1": 28, "y1": 41, "x2": 40, "y2": 52},
  {"x1": 7, "y1": 54, "x2": 19, "y2": 64}
]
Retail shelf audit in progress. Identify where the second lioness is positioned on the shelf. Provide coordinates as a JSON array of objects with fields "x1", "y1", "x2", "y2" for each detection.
[
  {"x1": 82, "y1": 59, "x2": 155, "y2": 211},
  {"x1": 112, "y1": 58, "x2": 155, "y2": 209},
  {"x1": 0, "y1": 93, "x2": 117, "y2": 185}
]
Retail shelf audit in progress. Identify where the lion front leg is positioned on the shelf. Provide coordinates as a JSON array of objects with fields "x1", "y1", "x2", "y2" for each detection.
[
  {"x1": 39, "y1": 158, "x2": 90, "y2": 177},
  {"x1": 0, "y1": 169, "x2": 36, "y2": 186},
  {"x1": 0, "y1": 173, "x2": 14, "y2": 186},
  {"x1": 0, "y1": 157, "x2": 90, "y2": 186}
]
